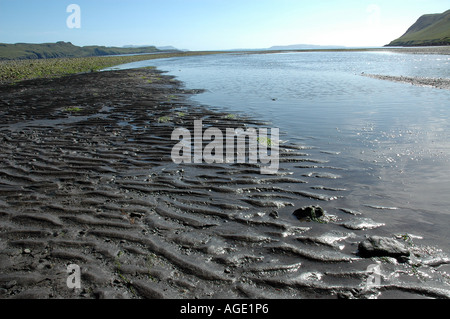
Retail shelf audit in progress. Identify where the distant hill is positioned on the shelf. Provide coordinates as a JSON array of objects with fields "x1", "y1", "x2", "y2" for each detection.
[
  {"x1": 387, "y1": 9, "x2": 450, "y2": 46},
  {"x1": 0, "y1": 41, "x2": 160, "y2": 60}
]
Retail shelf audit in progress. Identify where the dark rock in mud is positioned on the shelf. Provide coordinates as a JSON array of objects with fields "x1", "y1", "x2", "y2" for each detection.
[
  {"x1": 293, "y1": 206, "x2": 324, "y2": 220},
  {"x1": 269, "y1": 211, "x2": 279, "y2": 219},
  {"x1": 358, "y1": 236, "x2": 410, "y2": 261}
]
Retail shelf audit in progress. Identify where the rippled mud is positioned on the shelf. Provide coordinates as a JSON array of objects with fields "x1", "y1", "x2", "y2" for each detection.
[{"x1": 0, "y1": 69, "x2": 449, "y2": 299}]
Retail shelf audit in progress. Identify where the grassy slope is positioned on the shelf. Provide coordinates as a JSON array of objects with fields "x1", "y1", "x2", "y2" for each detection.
[
  {"x1": 0, "y1": 41, "x2": 161, "y2": 60},
  {"x1": 387, "y1": 10, "x2": 450, "y2": 46}
]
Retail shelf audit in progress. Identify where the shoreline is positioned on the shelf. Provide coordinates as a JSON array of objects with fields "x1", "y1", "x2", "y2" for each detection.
[
  {"x1": 378, "y1": 46, "x2": 450, "y2": 55},
  {"x1": 1, "y1": 68, "x2": 449, "y2": 299},
  {"x1": 361, "y1": 73, "x2": 450, "y2": 90}
]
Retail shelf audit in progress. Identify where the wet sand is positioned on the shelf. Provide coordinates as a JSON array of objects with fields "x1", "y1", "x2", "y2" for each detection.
[{"x1": 1, "y1": 68, "x2": 449, "y2": 299}]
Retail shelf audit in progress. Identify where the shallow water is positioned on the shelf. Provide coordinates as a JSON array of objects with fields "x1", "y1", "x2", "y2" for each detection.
[{"x1": 107, "y1": 51, "x2": 450, "y2": 250}]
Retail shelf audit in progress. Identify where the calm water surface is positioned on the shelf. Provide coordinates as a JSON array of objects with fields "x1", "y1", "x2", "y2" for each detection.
[{"x1": 107, "y1": 51, "x2": 450, "y2": 249}]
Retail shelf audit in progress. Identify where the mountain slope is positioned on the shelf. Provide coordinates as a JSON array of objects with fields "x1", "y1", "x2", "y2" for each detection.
[
  {"x1": 0, "y1": 41, "x2": 160, "y2": 60},
  {"x1": 387, "y1": 10, "x2": 450, "y2": 46}
]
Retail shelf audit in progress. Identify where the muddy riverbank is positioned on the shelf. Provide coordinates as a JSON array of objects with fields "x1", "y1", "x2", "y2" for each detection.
[{"x1": 1, "y1": 68, "x2": 449, "y2": 299}]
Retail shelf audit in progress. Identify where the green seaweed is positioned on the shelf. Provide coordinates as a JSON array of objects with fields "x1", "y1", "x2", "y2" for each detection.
[
  {"x1": 398, "y1": 233, "x2": 415, "y2": 247},
  {"x1": 167, "y1": 95, "x2": 177, "y2": 102},
  {"x1": 224, "y1": 114, "x2": 237, "y2": 120},
  {"x1": 157, "y1": 116, "x2": 172, "y2": 123},
  {"x1": 64, "y1": 107, "x2": 82, "y2": 112},
  {"x1": 257, "y1": 136, "x2": 273, "y2": 147}
]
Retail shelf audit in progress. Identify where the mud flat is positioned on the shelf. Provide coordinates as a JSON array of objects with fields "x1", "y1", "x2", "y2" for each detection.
[
  {"x1": 383, "y1": 46, "x2": 450, "y2": 55},
  {"x1": 1, "y1": 68, "x2": 449, "y2": 299},
  {"x1": 361, "y1": 73, "x2": 450, "y2": 90}
]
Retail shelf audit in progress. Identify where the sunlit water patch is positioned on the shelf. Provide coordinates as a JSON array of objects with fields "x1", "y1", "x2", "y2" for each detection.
[{"x1": 107, "y1": 51, "x2": 450, "y2": 250}]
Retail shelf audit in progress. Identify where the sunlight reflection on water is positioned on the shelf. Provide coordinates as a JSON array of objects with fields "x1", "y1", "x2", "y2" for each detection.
[{"x1": 108, "y1": 51, "x2": 450, "y2": 247}]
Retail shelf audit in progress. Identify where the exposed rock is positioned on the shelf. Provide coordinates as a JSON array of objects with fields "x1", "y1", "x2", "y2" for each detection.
[
  {"x1": 269, "y1": 211, "x2": 279, "y2": 219},
  {"x1": 358, "y1": 236, "x2": 410, "y2": 261},
  {"x1": 293, "y1": 206, "x2": 324, "y2": 220},
  {"x1": 342, "y1": 217, "x2": 385, "y2": 230}
]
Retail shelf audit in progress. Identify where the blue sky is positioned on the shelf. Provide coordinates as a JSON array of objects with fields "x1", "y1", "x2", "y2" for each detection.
[{"x1": 0, "y1": 0, "x2": 449, "y2": 50}]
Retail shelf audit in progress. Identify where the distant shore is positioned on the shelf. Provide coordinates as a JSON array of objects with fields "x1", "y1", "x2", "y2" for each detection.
[{"x1": 1, "y1": 46, "x2": 449, "y2": 85}]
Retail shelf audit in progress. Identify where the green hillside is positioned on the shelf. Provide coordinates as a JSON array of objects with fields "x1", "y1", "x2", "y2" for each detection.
[
  {"x1": 0, "y1": 41, "x2": 160, "y2": 60},
  {"x1": 387, "y1": 10, "x2": 450, "y2": 46}
]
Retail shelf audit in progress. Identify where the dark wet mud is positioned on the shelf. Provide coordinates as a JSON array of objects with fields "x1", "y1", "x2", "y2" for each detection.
[{"x1": 0, "y1": 68, "x2": 449, "y2": 299}]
